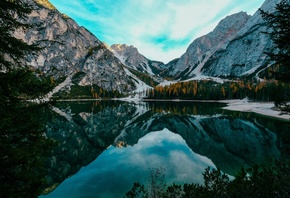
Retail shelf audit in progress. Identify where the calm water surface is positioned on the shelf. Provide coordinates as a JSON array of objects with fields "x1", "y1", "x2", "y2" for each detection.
[{"x1": 11, "y1": 101, "x2": 290, "y2": 198}]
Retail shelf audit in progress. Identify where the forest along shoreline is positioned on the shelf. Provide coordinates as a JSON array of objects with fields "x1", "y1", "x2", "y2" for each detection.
[
  {"x1": 137, "y1": 98, "x2": 290, "y2": 121},
  {"x1": 45, "y1": 97, "x2": 290, "y2": 121}
]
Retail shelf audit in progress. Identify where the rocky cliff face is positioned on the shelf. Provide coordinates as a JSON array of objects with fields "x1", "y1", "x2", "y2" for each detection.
[
  {"x1": 161, "y1": 0, "x2": 280, "y2": 80},
  {"x1": 110, "y1": 44, "x2": 165, "y2": 76},
  {"x1": 109, "y1": 0, "x2": 280, "y2": 81},
  {"x1": 16, "y1": 0, "x2": 135, "y2": 93},
  {"x1": 168, "y1": 12, "x2": 251, "y2": 79},
  {"x1": 15, "y1": 0, "x2": 281, "y2": 94},
  {"x1": 199, "y1": 0, "x2": 280, "y2": 78}
]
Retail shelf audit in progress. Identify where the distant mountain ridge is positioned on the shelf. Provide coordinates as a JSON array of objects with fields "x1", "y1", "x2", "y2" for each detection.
[
  {"x1": 168, "y1": 11, "x2": 251, "y2": 79},
  {"x1": 17, "y1": 0, "x2": 136, "y2": 95},
  {"x1": 111, "y1": 0, "x2": 280, "y2": 81},
  {"x1": 15, "y1": 0, "x2": 280, "y2": 98}
]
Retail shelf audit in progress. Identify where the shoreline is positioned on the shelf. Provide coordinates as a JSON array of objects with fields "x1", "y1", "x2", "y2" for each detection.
[
  {"x1": 121, "y1": 98, "x2": 290, "y2": 121},
  {"x1": 45, "y1": 97, "x2": 290, "y2": 121},
  {"x1": 220, "y1": 99, "x2": 290, "y2": 121}
]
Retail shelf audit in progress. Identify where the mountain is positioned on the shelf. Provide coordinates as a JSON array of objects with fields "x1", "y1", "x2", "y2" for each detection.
[
  {"x1": 15, "y1": 0, "x2": 280, "y2": 98},
  {"x1": 168, "y1": 0, "x2": 280, "y2": 80},
  {"x1": 197, "y1": 0, "x2": 280, "y2": 78},
  {"x1": 16, "y1": 0, "x2": 135, "y2": 94},
  {"x1": 167, "y1": 11, "x2": 251, "y2": 79},
  {"x1": 110, "y1": 44, "x2": 166, "y2": 76},
  {"x1": 111, "y1": 0, "x2": 279, "y2": 81}
]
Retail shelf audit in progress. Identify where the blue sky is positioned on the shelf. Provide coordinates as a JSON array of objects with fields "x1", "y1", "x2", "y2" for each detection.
[{"x1": 49, "y1": 0, "x2": 265, "y2": 63}]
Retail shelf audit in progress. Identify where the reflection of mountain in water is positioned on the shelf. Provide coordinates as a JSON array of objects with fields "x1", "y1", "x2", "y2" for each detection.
[
  {"x1": 119, "y1": 113, "x2": 280, "y2": 175},
  {"x1": 43, "y1": 101, "x2": 289, "y2": 193},
  {"x1": 43, "y1": 101, "x2": 137, "y2": 193}
]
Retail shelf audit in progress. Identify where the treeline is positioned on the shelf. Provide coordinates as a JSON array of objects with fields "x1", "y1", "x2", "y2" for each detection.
[
  {"x1": 53, "y1": 84, "x2": 125, "y2": 99},
  {"x1": 125, "y1": 160, "x2": 290, "y2": 198},
  {"x1": 146, "y1": 80, "x2": 290, "y2": 104},
  {"x1": 90, "y1": 85, "x2": 124, "y2": 99},
  {"x1": 126, "y1": 67, "x2": 159, "y2": 87}
]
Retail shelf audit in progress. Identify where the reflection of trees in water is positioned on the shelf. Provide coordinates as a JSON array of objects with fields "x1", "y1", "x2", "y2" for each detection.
[
  {"x1": 42, "y1": 101, "x2": 138, "y2": 194},
  {"x1": 6, "y1": 101, "x2": 286, "y2": 197},
  {"x1": 147, "y1": 101, "x2": 290, "y2": 151},
  {"x1": 0, "y1": 104, "x2": 55, "y2": 198},
  {"x1": 113, "y1": 102, "x2": 290, "y2": 175},
  {"x1": 54, "y1": 100, "x2": 127, "y2": 115},
  {"x1": 147, "y1": 101, "x2": 225, "y2": 115}
]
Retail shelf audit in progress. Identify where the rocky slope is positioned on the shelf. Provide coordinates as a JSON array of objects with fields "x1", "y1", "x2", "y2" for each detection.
[
  {"x1": 164, "y1": 0, "x2": 281, "y2": 79},
  {"x1": 168, "y1": 12, "x2": 251, "y2": 79},
  {"x1": 15, "y1": 0, "x2": 281, "y2": 96},
  {"x1": 110, "y1": 44, "x2": 166, "y2": 76},
  {"x1": 16, "y1": 0, "x2": 135, "y2": 93},
  {"x1": 199, "y1": 0, "x2": 280, "y2": 78},
  {"x1": 110, "y1": 0, "x2": 280, "y2": 81}
]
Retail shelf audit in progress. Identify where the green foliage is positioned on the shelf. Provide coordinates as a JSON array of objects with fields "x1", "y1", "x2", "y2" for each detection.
[
  {"x1": 53, "y1": 84, "x2": 124, "y2": 99},
  {"x1": 0, "y1": 68, "x2": 54, "y2": 104},
  {"x1": 127, "y1": 67, "x2": 159, "y2": 87},
  {"x1": 124, "y1": 168, "x2": 166, "y2": 198},
  {"x1": 91, "y1": 84, "x2": 125, "y2": 99},
  {"x1": 125, "y1": 160, "x2": 290, "y2": 198},
  {"x1": 147, "y1": 168, "x2": 166, "y2": 198},
  {"x1": 203, "y1": 167, "x2": 230, "y2": 197},
  {"x1": 34, "y1": 0, "x2": 56, "y2": 10},
  {"x1": 146, "y1": 79, "x2": 290, "y2": 106},
  {"x1": 260, "y1": 0, "x2": 290, "y2": 83},
  {"x1": 0, "y1": 2, "x2": 57, "y2": 196},
  {"x1": 163, "y1": 184, "x2": 183, "y2": 198},
  {"x1": 125, "y1": 183, "x2": 147, "y2": 198},
  {"x1": 0, "y1": 104, "x2": 55, "y2": 198},
  {"x1": 0, "y1": 0, "x2": 39, "y2": 71},
  {"x1": 85, "y1": 43, "x2": 107, "y2": 58},
  {"x1": 71, "y1": 71, "x2": 86, "y2": 84},
  {"x1": 0, "y1": 0, "x2": 55, "y2": 104}
]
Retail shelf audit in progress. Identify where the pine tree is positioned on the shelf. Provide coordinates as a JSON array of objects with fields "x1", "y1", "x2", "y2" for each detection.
[
  {"x1": 0, "y1": 0, "x2": 53, "y2": 104},
  {"x1": 260, "y1": 0, "x2": 290, "y2": 83},
  {"x1": 0, "y1": 0, "x2": 39, "y2": 71}
]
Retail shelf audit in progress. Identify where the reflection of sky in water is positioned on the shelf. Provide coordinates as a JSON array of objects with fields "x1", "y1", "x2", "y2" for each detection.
[{"x1": 41, "y1": 128, "x2": 216, "y2": 198}]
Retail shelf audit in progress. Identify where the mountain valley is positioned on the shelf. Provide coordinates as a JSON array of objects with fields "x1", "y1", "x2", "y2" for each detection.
[{"x1": 17, "y1": 0, "x2": 280, "y2": 99}]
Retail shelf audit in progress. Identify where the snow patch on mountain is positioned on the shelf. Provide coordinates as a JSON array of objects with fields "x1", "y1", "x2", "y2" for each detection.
[{"x1": 110, "y1": 44, "x2": 165, "y2": 77}]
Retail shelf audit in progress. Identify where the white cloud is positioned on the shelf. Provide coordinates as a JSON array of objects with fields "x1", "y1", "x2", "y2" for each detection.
[
  {"x1": 49, "y1": 0, "x2": 265, "y2": 63},
  {"x1": 167, "y1": 0, "x2": 231, "y2": 39},
  {"x1": 136, "y1": 42, "x2": 186, "y2": 63}
]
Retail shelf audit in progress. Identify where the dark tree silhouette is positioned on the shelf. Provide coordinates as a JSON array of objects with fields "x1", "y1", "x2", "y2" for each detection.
[
  {"x1": 0, "y1": 0, "x2": 53, "y2": 103},
  {"x1": 0, "y1": 0, "x2": 39, "y2": 71},
  {"x1": 260, "y1": 0, "x2": 290, "y2": 83}
]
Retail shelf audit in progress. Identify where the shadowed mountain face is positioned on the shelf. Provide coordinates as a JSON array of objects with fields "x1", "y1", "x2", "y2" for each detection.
[
  {"x1": 16, "y1": 0, "x2": 135, "y2": 93},
  {"x1": 15, "y1": 0, "x2": 281, "y2": 94},
  {"x1": 40, "y1": 101, "x2": 289, "y2": 195}
]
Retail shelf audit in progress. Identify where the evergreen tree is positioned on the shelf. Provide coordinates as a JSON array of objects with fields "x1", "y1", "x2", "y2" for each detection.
[
  {"x1": 260, "y1": 0, "x2": 290, "y2": 83},
  {"x1": 0, "y1": 0, "x2": 39, "y2": 71},
  {"x1": 0, "y1": 0, "x2": 52, "y2": 103}
]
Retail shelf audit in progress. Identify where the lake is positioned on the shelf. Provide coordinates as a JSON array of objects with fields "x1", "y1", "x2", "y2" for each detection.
[{"x1": 2, "y1": 101, "x2": 289, "y2": 197}]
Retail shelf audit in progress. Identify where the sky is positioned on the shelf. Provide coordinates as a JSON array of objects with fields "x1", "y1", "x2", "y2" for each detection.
[{"x1": 49, "y1": 0, "x2": 265, "y2": 63}]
